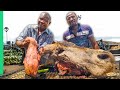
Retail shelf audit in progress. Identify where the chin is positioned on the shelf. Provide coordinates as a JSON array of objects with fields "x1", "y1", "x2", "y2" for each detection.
[
  {"x1": 70, "y1": 23, "x2": 77, "y2": 26},
  {"x1": 40, "y1": 27, "x2": 46, "y2": 30}
]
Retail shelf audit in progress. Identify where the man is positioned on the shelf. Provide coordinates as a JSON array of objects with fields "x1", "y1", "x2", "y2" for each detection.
[
  {"x1": 16, "y1": 12, "x2": 54, "y2": 64},
  {"x1": 63, "y1": 11, "x2": 99, "y2": 49}
]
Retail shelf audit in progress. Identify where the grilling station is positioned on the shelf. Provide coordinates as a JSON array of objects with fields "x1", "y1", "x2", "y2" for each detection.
[{"x1": 2, "y1": 40, "x2": 120, "y2": 79}]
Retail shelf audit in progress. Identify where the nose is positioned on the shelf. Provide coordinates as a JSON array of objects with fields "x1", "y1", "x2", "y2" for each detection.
[
  {"x1": 69, "y1": 17, "x2": 74, "y2": 21},
  {"x1": 97, "y1": 54, "x2": 109, "y2": 60},
  {"x1": 40, "y1": 20, "x2": 45, "y2": 24}
]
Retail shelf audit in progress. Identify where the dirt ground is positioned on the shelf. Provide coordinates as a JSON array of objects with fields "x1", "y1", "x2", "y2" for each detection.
[{"x1": 4, "y1": 65, "x2": 24, "y2": 75}]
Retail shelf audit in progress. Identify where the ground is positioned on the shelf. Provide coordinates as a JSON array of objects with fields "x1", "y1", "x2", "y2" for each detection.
[{"x1": 4, "y1": 65, "x2": 24, "y2": 75}]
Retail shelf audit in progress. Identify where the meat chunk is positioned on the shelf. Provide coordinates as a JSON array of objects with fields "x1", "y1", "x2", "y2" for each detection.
[
  {"x1": 23, "y1": 37, "x2": 40, "y2": 77},
  {"x1": 55, "y1": 61, "x2": 90, "y2": 76}
]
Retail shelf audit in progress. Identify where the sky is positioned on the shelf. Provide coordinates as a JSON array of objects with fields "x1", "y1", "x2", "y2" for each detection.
[{"x1": 3, "y1": 11, "x2": 120, "y2": 43}]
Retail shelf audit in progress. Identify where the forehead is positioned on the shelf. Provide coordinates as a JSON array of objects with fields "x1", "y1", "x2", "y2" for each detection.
[
  {"x1": 39, "y1": 13, "x2": 50, "y2": 20},
  {"x1": 66, "y1": 12, "x2": 77, "y2": 18}
]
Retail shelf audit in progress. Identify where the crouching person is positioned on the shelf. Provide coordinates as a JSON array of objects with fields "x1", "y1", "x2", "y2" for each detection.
[{"x1": 15, "y1": 12, "x2": 54, "y2": 78}]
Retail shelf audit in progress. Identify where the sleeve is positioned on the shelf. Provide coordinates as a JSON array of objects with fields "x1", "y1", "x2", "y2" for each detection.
[
  {"x1": 63, "y1": 32, "x2": 67, "y2": 41},
  {"x1": 87, "y1": 26, "x2": 94, "y2": 38},
  {"x1": 16, "y1": 25, "x2": 29, "y2": 41}
]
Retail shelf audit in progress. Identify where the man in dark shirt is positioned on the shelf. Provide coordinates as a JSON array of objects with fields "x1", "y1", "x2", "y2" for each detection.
[{"x1": 63, "y1": 11, "x2": 99, "y2": 49}]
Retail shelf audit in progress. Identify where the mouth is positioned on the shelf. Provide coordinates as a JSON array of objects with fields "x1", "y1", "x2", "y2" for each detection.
[
  {"x1": 38, "y1": 23, "x2": 46, "y2": 28},
  {"x1": 70, "y1": 21, "x2": 77, "y2": 26},
  {"x1": 56, "y1": 59, "x2": 91, "y2": 76},
  {"x1": 40, "y1": 24, "x2": 46, "y2": 28}
]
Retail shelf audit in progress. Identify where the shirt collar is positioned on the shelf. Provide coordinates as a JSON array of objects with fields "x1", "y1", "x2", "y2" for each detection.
[
  {"x1": 35, "y1": 25, "x2": 49, "y2": 35},
  {"x1": 42, "y1": 29, "x2": 49, "y2": 34},
  {"x1": 69, "y1": 23, "x2": 81, "y2": 34}
]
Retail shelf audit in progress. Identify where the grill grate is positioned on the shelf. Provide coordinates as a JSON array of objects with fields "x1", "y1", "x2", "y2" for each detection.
[{"x1": 0, "y1": 70, "x2": 119, "y2": 79}]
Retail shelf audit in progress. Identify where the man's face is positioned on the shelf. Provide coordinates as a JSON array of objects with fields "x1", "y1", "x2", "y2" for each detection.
[
  {"x1": 66, "y1": 12, "x2": 78, "y2": 26},
  {"x1": 38, "y1": 13, "x2": 51, "y2": 30}
]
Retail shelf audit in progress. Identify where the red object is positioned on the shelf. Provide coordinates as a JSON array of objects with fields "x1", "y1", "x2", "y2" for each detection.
[
  {"x1": 56, "y1": 61, "x2": 84, "y2": 76},
  {"x1": 23, "y1": 37, "x2": 40, "y2": 77}
]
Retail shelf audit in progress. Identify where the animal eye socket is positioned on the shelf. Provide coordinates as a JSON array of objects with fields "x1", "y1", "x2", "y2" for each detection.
[{"x1": 56, "y1": 48, "x2": 64, "y2": 54}]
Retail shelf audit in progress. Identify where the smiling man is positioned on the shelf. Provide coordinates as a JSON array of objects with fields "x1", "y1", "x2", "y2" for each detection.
[
  {"x1": 16, "y1": 12, "x2": 54, "y2": 52},
  {"x1": 63, "y1": 11, "x2": 99, "y2": 49},
  {"x1": 15, "y1": 12, "x2": 54, "y2": 66}
]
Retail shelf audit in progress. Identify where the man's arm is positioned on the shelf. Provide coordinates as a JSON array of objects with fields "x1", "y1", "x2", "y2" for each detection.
[
  {"x1": 15, "y1": 25, "x2": 30, "y2": 48},
  {"x1": 89, "y1": 36, "x2": 100, "y2": 49},
  {"x1": 63, "y1": 32, "x2": 67, "y2": 41},
  {"x1": 16, "y1": 40, "x2": 24, "y2": 48},
  {"x1": 16, "y1": 39, "x2": 29, "y2": 48},
  {"x1": 86, "y1": 25, "x2": 99, "y2": 49}
]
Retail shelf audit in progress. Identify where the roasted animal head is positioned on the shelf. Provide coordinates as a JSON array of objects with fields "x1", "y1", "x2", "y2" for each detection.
[{"x1": 41, "y1": 41, "x2": 116, "y2": 77}]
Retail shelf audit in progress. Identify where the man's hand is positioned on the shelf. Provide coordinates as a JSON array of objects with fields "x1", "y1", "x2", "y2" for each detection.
[
  {"x1": 39, "y1": 47, "x2": 45, "y2": 55},
  {"x1": 22, "y1": 39, "x2": 30, "y2": 48},
  {"x1": 89, "y1": 36, "x2": 100, "y2": 49},
  {"x1": 16, "y1": 37, "x2": 31, "y2": 48}
]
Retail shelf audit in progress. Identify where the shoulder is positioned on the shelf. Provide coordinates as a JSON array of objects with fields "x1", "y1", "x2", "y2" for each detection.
[
  {"x1": 25, "y1": 24, "x2": 38, "y2": 29},
  {"x1": 63, "y1": 29, "x2": 69, "y2": 37},
  {"x1": 23, "y1": 24, "x2": 37, "y2": 32},
  {"x1": 81, "y1": 24, "x2": 92, "y2": 31},
  {"x1": 25, "y1": 24, "x2": 37, "y2": 29},
  {"x1": 46, "y1": 29, "x2": 54, "y2": 35}
]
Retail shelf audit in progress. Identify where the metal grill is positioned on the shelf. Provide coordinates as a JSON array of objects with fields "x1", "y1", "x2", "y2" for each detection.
[
  {"x1": 0, "y1": 70, "x2": 119, "y2": 79},
  {"x1": 1, "y1": 61, "x2": 120, "y2": 79}
]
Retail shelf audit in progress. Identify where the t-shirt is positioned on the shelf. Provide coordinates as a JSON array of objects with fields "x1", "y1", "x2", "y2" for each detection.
[{"x1": 63, "y1": 23, "x2": 93, "y2": 48}]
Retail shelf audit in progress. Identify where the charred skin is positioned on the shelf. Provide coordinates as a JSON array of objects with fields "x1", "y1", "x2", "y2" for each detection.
[
  {"x1": 23, "y1": 37, "x2": 40, "y2": 77},
  {"x1": 43, "y1": 41, "x2": 115, "y2": 77}
]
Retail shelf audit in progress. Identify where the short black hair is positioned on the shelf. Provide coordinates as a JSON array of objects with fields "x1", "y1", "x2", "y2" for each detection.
[
  {"x1": 66, "y1": 11, "x2": 77, "y2": 19},
  {"x1": 39, "y1": 12, "x2": 51, "y2": 23}
]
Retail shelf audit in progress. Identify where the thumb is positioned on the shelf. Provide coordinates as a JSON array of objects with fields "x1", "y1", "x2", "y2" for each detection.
[
  {"x1": 39, "y1": 47, "x2": 45, "y2": 54},
  {"x1": 41, "y1": 47, "x2": 45, "y2": 52}
]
